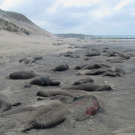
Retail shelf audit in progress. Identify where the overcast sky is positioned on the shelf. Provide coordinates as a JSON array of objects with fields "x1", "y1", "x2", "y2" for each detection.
[{"x1": 0, "y1": 0, "x2": 135, "y2": 35}]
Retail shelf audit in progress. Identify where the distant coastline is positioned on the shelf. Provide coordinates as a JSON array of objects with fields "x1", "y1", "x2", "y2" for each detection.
[
  {"x1": 92, "y1": 35, "x2": 135, "y2": 39},
  {"x1": 55, "y1": 33, "x2": 135, "y2": 39}
]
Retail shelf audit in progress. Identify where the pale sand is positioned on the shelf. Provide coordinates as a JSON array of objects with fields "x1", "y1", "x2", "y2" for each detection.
[{"x1": 0, "y1": 31, "x2": 135, "y2": 135}]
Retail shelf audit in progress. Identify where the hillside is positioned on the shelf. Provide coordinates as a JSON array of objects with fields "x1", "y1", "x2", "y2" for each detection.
[
  {"x1": 55, "y1": 33, "x2": 92, "y2": 38},
  {"x1": 0, "y1": 9, "x2": 57, "y2": 37}
]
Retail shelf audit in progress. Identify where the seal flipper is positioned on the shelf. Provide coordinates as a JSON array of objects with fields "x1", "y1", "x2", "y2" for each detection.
[
  {"x1": 24, "y1": 82, "x2": 31, "y2": 88},
  {"x1": 12, "y1": 102, "x2": 21, "y2": 106},
  {"x1": 42, "y1": 80, "x2": 46, "y2": 85},
  {"x1": 21, "y1": 123, "x2": 34, "y2": 133}
]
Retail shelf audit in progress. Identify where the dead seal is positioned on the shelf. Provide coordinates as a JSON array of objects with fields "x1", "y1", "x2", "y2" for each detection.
[
  {"x1": 9, "y1": 71, "x2": 36, "y2": 79},
  {"x1": 59, "y1": 52, "x2": 80, "y2": 58},
  {"x1": 119, "y1": 54, "x2": 130, "y2": 59},
  {"x1": 25, "y1": 76, "x2": 60, "y2": 87},
  {"x1": 21, "y1": 100, "x2": 67, "y2": 132},
  {"x1": 51, "y1": 64, "x2": 69, "y2": 71},
  {"x1": 100, "y1": 64, "x2": 112, "y2": 68},
  {"x1": 75, "y1": 64, "x2": 87, "y2": 70},
  {"x1": 73, "y1": 77, "x2": 94, "y2": 85},
  {"x1": 71, "y1": 95, "x2": 100, "y2": 121},
  {"x1": 67, "y1": 83, "x2": 112, "y2": 91},
  {"x1": 85, "y1": 68, "x2": 125, "y2": 77},
  {"x1": 0, "y1": 100, "x2": 68, "y2": 132},
  {"x1": 37, "y1": 90, "x2": 76, "y2": 98},
  {"x1": 85, "y1": 51, "x2": 101, "y2": 57},
  {"x1": 58, "y1": 51, "x2": 73, "y2": 57},
  {"x1": 115, "y1": 67, "x2": 126, "y2": 75},
  {"x1": 70, "y1": 54, "x2": 80, "y2": 58},
  {"x1": 106, "y1": 59, "x2": 124, "y2": 63},
  {"x1": 103, "y1": 72, "x2": 117, "y2": 77},
  {"x1": 85, "y1": 69, "x2": 110, "y2": 75},
  {"x1": 0, "y1": 93, "x2": 21, "y2": 113},
  {"x1": 0, "y1": 93, "x2": 12, "y2": 113},
  {"x1": 75, "y1": 64, "x2": 111, "y2": 70},
  {"x1": 19, "y1": 58, "x2": 36, "y2": 64},
  {"x1": 83, "y1": 57, "x2": 91, "y2": 61},
  {"x1": 33, "y1": 56, "x2": 43, "y2": 60},
  {"x1": 82, "y1": 64, "x2": 101, "y2": 70},
  {"x1": 49, "y1": 95, "x2": 73, "y2": 104}
]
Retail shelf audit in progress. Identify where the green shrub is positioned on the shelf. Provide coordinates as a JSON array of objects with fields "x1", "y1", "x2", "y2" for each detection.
[
  {"x1": 6, "y1": 26, "x2": 12, "y2": 31},
  {"x1": 4, "y1": 21, "x2": 9, "y2": 26},
  {"x1": 2, "y1": 26, "x2": 6, "y2": 30},
  {"x1": 20, "y1": 27, "x2": 30, "y2": 35},
  {"x1": 23, "y1": 29, "x2": 30, "y2": 35},
  {"x1": 0, "y1": 18, "x2": 4, "y2": 22},
  {"x1": 13, "y1": 27, "x2": 18, "y2": 32}
]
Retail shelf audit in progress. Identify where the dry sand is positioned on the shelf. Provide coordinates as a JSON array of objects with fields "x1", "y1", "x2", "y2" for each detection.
[{"x1": 0, "y1": 31, "x2": 135, "y2": 135}]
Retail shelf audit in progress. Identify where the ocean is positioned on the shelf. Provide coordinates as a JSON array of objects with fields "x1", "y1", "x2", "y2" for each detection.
[{"x1": 91, "y1": 35, "x2": 135, "y2": 39}]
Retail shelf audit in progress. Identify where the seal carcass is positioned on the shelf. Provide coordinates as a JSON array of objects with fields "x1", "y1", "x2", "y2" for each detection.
[
  {"x1": 9, "y1": 71, "x2": 36, "y2": 79},
  {"x1": 25, "y1": 76, "x2": 60, "y2": 87},
  {"x1": 71, "y1": 95, "x2": 100, "y2": 121}
]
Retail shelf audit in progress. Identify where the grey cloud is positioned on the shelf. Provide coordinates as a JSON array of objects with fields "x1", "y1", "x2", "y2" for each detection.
[
  {"x1": 5, "y1": 0, "x2": 135, "y2": 35},
  {"x1": 8, "y1": 0, "x2": 56, "y2": 18}
]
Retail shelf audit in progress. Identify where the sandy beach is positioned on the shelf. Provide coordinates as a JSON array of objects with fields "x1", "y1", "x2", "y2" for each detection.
[{"x1": 0, "y1": 30, "x2": 135, "y2": 135}]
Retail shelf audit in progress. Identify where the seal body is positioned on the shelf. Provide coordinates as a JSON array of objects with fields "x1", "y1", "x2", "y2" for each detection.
[
  {"x1": 52, "y1": 64, "x2": 69, "y2": 71},
  {"x1": 68, "y1": 83, "x2": 111, "y2": 91},
  {"x1": 22, "y1": 101, "x2": 67, "y2": 132},
  {"x1": 71, "y1": 95, "x2": 100, "y2": 121},
  {"x1": 9, "y1": 71, "x2": 36, "y2": 79},
  {"x1": 30, "y1": 77, "x2": 60, "y2": 86},
  {"x1": 73, "y1": 78, "x2": 94, "y2": 85},
  {"x1": 0, "y1": 93, "x2": 12, "y2": 113}
]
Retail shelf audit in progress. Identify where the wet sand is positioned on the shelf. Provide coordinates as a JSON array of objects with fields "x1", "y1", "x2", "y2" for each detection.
[{"x1": 0, "y1": 31, "x2": 135, "y2": 135}]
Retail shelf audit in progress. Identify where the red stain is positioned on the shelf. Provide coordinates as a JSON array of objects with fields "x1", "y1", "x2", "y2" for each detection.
[
  {"x1": 71, "y1": 101, "x2": 84, "y2": 108},
  {"x1": 85, "y1": 100, "x2": 100, "y2": 115}
]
